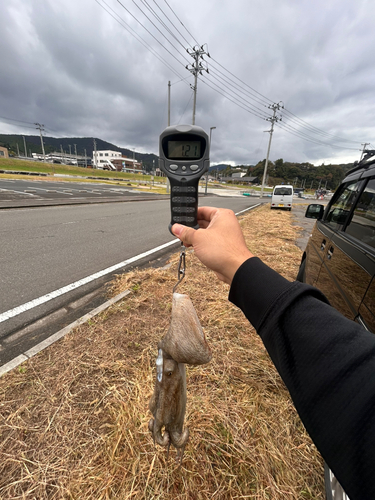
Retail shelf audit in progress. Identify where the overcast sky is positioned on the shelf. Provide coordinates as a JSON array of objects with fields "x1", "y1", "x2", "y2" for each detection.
[{"x1": 1, "y1": 0, "x2": 374, "y2": 166}]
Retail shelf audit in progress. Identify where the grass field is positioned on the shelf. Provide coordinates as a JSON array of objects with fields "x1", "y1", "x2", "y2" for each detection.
[
  {"x1": 0, "y1": 157, "x2": 154, "y2": 181},
  {"x1": 0, "y1": 205, "x2": 324, "y2": 499}
]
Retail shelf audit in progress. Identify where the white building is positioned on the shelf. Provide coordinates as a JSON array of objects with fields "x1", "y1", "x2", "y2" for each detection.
[{"x1": 93, "y1": 150, "x2": 122, "y2": 169}]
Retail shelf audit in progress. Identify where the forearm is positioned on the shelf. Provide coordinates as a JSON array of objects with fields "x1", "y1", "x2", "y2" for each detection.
[{"x1": 229, "y1": 258, "x2": 375, "y2": 500}]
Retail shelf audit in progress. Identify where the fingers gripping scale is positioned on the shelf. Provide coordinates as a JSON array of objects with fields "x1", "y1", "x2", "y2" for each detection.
[{"x1": 159, "y1": 125, "x2": 210, "y2": 233}]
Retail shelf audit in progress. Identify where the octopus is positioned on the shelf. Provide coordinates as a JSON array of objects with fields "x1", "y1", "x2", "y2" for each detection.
[{"x1": 148, "y1": 292, "x2": 212, "y2": 462}]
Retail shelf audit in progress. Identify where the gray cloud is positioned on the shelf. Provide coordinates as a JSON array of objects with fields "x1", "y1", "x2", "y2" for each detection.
[{"x1": 1, "y1": 0, "x2": 374, "y2": 166}]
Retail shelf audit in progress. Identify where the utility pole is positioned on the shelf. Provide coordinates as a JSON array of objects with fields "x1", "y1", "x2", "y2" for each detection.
[
  {"x1": 23, "y1": 136, "x2": 27, "y2": 157},
  {"x1": 168, "y1": 81, "x2": 171, "y2": 126},
  {"x1": 74, "y1": 144, "x2": 77, "y2": 166},
  {"x1": 165, "y1": 81, "x2": 172, "y2": 194},
  {"x1": 93, "y1": 139, "x2": 97, "y2": 169},
  {"x1": 360, "y1": 143, "x2": 370, "y2": 161},
  {"x1": 260, "y1": 102, "x2": 283, "y2": 198},
  {"x1": 16, "y1": 143, "x2": 20, "y2": 157},
  {"x1": 84, "y1": 149, "x2": 87, "y2": 168},
  {"x1": 34, "y1": 123, "x2": 46, "y2": 161},
  {"x1": 186, "y1": 45, "x2": 209, "y2": 125}
]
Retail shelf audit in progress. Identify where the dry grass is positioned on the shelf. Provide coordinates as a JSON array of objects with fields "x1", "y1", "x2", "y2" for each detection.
[{"x1": 0, "y1": 205, "x2": 324, "y2": 499}]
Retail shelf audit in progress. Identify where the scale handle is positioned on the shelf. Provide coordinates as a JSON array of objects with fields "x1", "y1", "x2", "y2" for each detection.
[{"x1": 168, "y1": 176, "x2": 200, "y2": 233}]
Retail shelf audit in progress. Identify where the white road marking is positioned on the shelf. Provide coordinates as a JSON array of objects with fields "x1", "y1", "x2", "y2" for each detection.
[
  {"x1": 0, "y1": 289, "x2": 132, "y2": 377},
  {"x1": 0, "y1": 238, "x2": 179, "y2": 323},
  {"x1": 0, "y1": 188, "x2": 35, "y2": 196},
  {"x1": 236, "y1": 204, "x2": 261, "y2": 214}
]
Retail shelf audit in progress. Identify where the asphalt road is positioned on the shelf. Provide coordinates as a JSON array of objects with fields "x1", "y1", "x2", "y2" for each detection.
[{"x1": 0, "y1": 192, "x2": 260, "y2": 366}]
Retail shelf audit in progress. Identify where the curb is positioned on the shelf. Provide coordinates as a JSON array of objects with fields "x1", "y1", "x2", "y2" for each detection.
[
  {"x1": 0, "y1": 289, "x2": 132, "y2": 377},
  {"x1": 0, "y1": 194, "x2": 170, "y2": 210}
]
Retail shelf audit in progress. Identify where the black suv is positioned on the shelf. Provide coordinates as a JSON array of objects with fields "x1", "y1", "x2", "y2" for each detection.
[
  {"x1": 297, "y1": 150, "x2": 375, "y2": 499},
  {"x1": 297, "y1": 151, "x2": 375, "y2": 333}
]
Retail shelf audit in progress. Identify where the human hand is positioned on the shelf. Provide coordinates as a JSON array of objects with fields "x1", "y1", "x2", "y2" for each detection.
[{"x1": 171, "y1": 207, "x2": 253, "y2": 284}]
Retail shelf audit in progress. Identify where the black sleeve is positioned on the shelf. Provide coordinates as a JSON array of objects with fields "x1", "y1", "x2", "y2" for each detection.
[{"x1": 229, "y1": 257, "x2": 375, "y2": 500}]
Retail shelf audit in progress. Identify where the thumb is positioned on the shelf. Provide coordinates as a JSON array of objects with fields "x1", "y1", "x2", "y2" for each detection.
[{"x1": 171, "y1": 223, "x2": 196, "y2": 247}]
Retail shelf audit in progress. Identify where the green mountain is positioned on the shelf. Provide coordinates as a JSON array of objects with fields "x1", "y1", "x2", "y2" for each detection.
[{"x1": 0, "y1": 134, "x2": 158, "y2": 171}]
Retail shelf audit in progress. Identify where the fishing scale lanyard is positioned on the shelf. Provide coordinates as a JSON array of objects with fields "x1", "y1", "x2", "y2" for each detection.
[{"x1": 173, "y1": 242, "x2": 186, "y2": 293}]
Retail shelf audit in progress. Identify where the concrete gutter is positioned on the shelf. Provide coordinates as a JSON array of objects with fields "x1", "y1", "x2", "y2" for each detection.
[{"x1": 0, "y1": 289, "x2": 132, "y2": 377}]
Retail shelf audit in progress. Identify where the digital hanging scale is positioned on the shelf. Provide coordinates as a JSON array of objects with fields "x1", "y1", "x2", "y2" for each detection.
[{"x1": 159, "y1": 124, "x2": 210, "y2": 232}]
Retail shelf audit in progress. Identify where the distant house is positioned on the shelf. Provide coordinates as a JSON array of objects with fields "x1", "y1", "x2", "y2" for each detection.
[
  {"x1": 93, "y1": 150, "x2": 122, "y2": 169},
  {"x1": 92, "y1": 150, "x2": 142, "y2": 172},
  {"x1": 111, "y1": 158, "x2": 142, "y2": 172},
  {"x1": 0, "y1": 146, "x2": 9, "y2": 159}
]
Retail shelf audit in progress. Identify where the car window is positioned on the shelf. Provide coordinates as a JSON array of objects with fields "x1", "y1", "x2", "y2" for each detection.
[
  {"x1": 345, "y1": 178, "x2": 375, "y2": 249},
  {"x1": 325, "y1": 181, "x2": 361, "y2": 230},
  {"x1": 274, "y1": 187, "x2": 292, "y2": 195}
]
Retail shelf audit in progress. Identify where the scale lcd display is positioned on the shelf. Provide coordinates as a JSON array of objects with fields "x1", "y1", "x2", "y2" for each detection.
[{"x1": 167, "y1": 140, "x2": 201, "y2": 159}]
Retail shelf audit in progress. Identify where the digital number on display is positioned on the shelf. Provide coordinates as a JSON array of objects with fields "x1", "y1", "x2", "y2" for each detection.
[{"x1": 168, "y1": 141, "x2": 201, "y2": 159}]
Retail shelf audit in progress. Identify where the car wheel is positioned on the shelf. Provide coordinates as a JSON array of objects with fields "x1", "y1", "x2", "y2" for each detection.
[
  {"x1": 296, "y1": 259, "x2": 306, "y2": 283},
  {"x1": 324, "y1": 462, "x2": 350, "y2": 500}
]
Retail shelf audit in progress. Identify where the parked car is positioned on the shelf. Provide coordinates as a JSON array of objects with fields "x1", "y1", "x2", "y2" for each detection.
[
  {"x1": 296, "y1": 150, "x2": 375, "y2": 500},
  {"x1": 270, "y1": 184, "x2": 294, "y2": 210}
]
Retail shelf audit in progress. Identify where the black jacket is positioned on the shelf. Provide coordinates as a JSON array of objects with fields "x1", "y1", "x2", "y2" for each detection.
[{"x1": 229, "y1": 257, "x2": 375, "y2": 500}]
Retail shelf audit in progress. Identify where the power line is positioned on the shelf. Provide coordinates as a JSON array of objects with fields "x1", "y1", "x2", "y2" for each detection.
[
  {"x1": 0, "y1": 115, "x2": 35, "y2": 125},
  {"x1": 177, "y1": 91, "x2": 194, "y2": 124},
  {"x1": 139, "y1": 0, "x2": 190, "y2": 50},
  {"x1": 115, "y1": 0, "x2": 190, "y2": 65},
  {"x1": 282, "y1": 108, "x2": 361, "y2": 144},
  {"x1": 276, "y1": 121, "x2": 360, "y2": 151},
  {"x1": 204, "y1": 70, "x2": 269, "y2": 118},
  {"x1": 0, "y1": 115, "x2": 37, "y2": 130},
  {"x1": 207, "y1": 64, "x2": 270, "y2": 108},
  {"x1": 199, "y1": 76, "x2": 268, "y2": 121},
  {"x1": 209, "y1": 56, "x2": 274, "y2": 106},
  {"x1": 151, "y1": 0, "x2": 192, "y2": 47},
  {"x1": 160, "y1": 0, "x2": 199, "y2": 46},
  {"x1": 93, "y1": 0, "x2": 186, "y2": 81},
  {"x1": 205, "y1": 57, "x2": 365, "y2": 145}
]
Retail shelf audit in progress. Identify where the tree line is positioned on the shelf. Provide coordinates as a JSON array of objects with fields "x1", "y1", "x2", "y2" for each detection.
[{"x1": 223, "y1": 158, "x2": 353, "y2": 191}]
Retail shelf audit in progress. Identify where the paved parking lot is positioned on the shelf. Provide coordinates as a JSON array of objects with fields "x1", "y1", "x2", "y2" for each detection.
[
  {"x1": 0, "y1": 178, "x2": 138, "y2": 199},
  {"x1": 0, "y1": 178, "x2": 167, "y2": 208}
]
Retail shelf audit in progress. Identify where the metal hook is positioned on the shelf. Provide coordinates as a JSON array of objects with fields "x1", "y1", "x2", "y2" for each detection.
[{"x1": 173, "y1": 243, "x2": 186, "y2": 293}]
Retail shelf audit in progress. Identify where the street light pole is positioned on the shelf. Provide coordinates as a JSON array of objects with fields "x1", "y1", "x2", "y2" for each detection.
[{"x1": 205, "y1": 126, "x2": 216, "y2": 195}]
